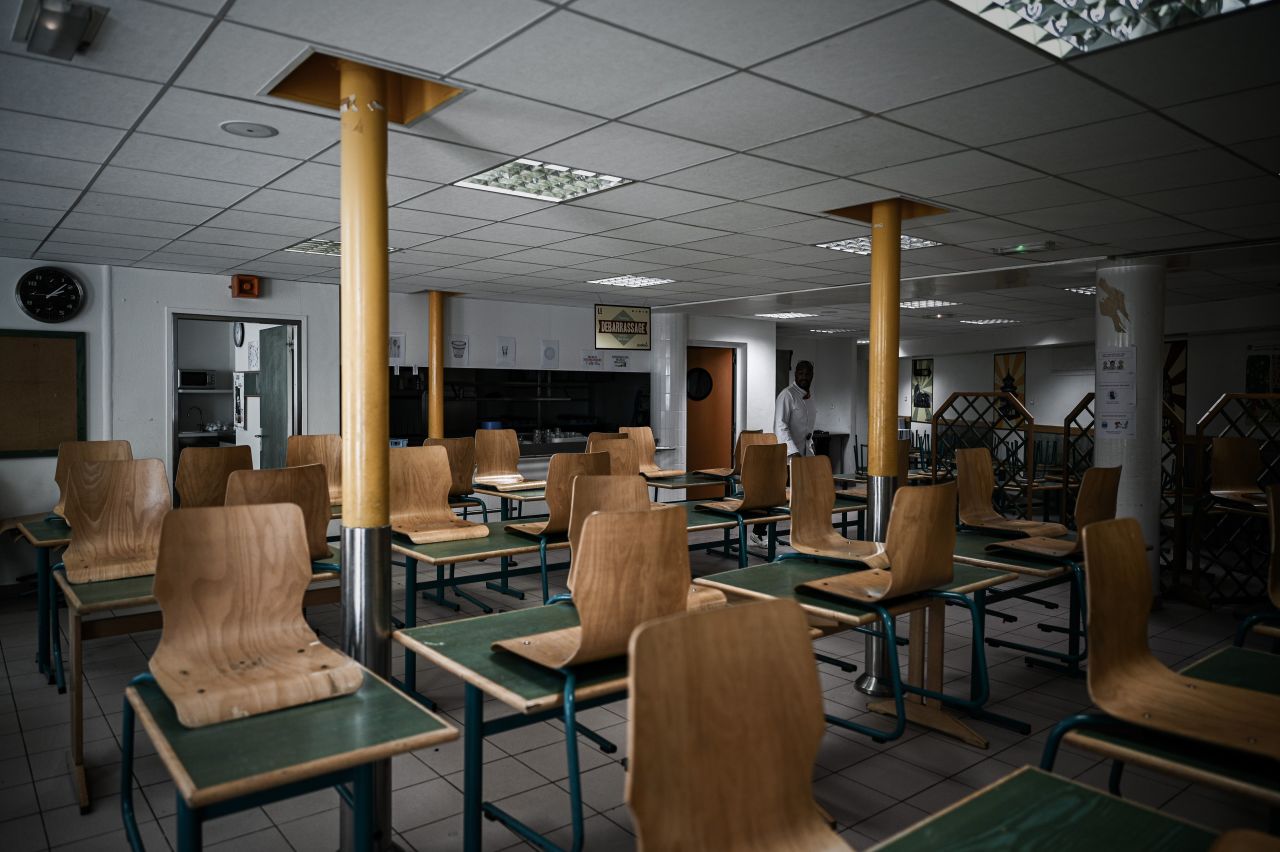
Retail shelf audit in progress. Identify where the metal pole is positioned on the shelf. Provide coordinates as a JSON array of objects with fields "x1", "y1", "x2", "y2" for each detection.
[
  {"x1": 428, "y1": 291, "x2": 445, "y2": 439},
  {"x1": 337, "y1": 58, "x2": 394, "y2": 852},
  {"x1": 858, "y1": 198, "x2": 902, "y2": 697}
]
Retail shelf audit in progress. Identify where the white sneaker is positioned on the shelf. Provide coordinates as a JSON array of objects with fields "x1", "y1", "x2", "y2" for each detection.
[{"x1": 747, "y1": 531, "x2": 770, "y2": 555}]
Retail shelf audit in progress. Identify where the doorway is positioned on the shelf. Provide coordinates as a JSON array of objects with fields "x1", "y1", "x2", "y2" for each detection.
[{"x1": 686, "y1": 346, "x2": 736, "y2": 500}]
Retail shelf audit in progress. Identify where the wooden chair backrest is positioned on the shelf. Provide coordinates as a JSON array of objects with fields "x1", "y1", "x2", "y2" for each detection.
[
  {"x1": 955, "y1": 447, "x2": 997, "y2": 524},
  {"x1": 149, "y1": 504, "x2": 361, "y2": 728},
  {"x1": 54, "y1": 440, "x2": 132, "y2": 517},
  {"x1": 1270, "y1": 484, "x2": 1280, "y2": 608},
  {"x1": 423, "y1": 436, "x2": 475, "y2": 497},
  {"x1": 1083, "y1": 517, "x2": 1280, "y2": 760},
  {"x1": 1074, "y1": 465, "x2": 1122, "y2": 530},
  {"x1": 790, "y1": 454, "x2": 837, "y2": 550},
  {"x1": 1211, "y1": 436, "x2": 1261, "y2": 492},
  {"x1": 738, "y1": 442, "x2": 789, "y2": 511},
  {"x1": 224, "y1": 464, "x2": 332, "y2": 560},
  {"x1": 474, "y1": 428, "x2": 520, "y2": 478},
  {"x1": 585, "y1": 432, "x2": 627, "y2": 452},
  {"x1": 389, "y1": 445, "x2": 459, "y2": 527},
  {"x1": 881, "y1": 481, "x2": 957, "y2": 595},
  {"x1": 175, "y1": 445, "x2": 253, "y2": 508},
  {"x1": 620, "y1": 425, "x2": 658, "y2": 470},
  {"x1": 567, "y1": 505, "x2": 690, "y2": 665},
  {"x1": 734, "y1": 430, "x2": 777, "y2": 476},
  {"x1": 540, "y1": 451, "x2": 612, "y2": 535},
  {"x1": 285, "y1": 434, "x2": 342, "y2": 503},
  {"x1": 63, "y1": 458, "x2": 170, "y2": 583},
  {"x1": 602, "y1": 440, "x2": 640, "y2": 476},
  {"x1": 627, "y1": 599, "x2": 842, "y2": 852},
  {"x1": 567, "y1": 474, "x2": 650, "y2": 590}
]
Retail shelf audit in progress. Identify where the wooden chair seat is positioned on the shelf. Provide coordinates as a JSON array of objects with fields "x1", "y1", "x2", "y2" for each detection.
[
  {"x1": 986, "y1": 464, "x2": 1120, "y2": 557},
  {"x1": 474, "y1": 428, "x2": 535, "y2": 487},
  {"x1": 697, "y1": 442, "x2": 787, "y2": 515},
  {"x1": 835, "y1": 484, "x2": 866, "y2": 500},
  {"x1": 956, "y1": 446, "x2": 1068, "y2": 537},
  {"x1": 224, "y1": 464, "x2": 334, "y2": 561},
  {"x1": 695, "y1": 430, "x2": 776, "y2": 479},
  {"x1": 475, "y1": 475, "x2": 546, "y2": 490},
  {"x1": 965, "y1": 514, "x2": 1068, "y2": 538},
  {"x1": 505, "y1": 451, "x2": 609, "y2": 539},
  {"x1": 62, "y1": 458, "x2": 169, "y2": 584},
  {"x1": 53, "y1": 440, "x2": 133, "y2": 518},
  {"x1": 175, "y1": 445, "x2": 252, "y2": 508},
  {"x1": 391, "y1": 445, "x2": 488, "y2": 544},
  {"x1": 495, "y1": 505, "x2": 690, "y2": 668},
  {"x1": 619, "y1": 426, "x2": 684, "y2": 478},
  {"x1": 987, "y1": 535, "x2": 1081, "y2": 559},
  {"x1": 149, "y1": 503, "x2": 361, "y2": 728},
  {"x1": 285, "y1": 434, "x2": 342, "y2": 504},
  {"x1": 1084, "y1": 518, "x2": 1280, "y2": 761}
]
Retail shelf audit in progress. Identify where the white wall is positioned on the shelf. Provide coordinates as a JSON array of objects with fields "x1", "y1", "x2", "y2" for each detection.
[{"x1": 688, "y1": 315, "x2": 776, "y2": 433}]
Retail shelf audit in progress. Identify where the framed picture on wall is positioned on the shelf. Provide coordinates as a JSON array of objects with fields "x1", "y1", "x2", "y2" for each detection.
[
  {"x1": 911, "y1": 358, "x2": 933, "y2": 422},
  {"x1": 0, "y1": 329, "x2": 86, "y2": 457},
  {"x1": 388, "y1": 333, "x2": 406, "y2": 367},
  {"x1": 993, "y1": 351, "x2": 1026, "y2": 401}
]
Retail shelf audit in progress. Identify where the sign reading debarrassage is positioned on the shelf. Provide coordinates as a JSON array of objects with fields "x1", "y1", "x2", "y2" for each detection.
[{"x1": 594, "y1": 304, "x2": 651, "y2": 350}]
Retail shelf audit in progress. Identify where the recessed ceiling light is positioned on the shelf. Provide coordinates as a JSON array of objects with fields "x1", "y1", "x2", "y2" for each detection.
[
  {"x1": 857, "y1": 338, "x2": 870, "y2": 344},
  {"x1": 809, "y1": 328, "x2": 859, "y2": 334},
  {"x1": 943, "y1": 0, "x2": 1267, "y2": 58},
  {"x1": 992, "y1": 240, "x2": 1056, "y2": 256},
  {"x1": 456, "y1": 158, "x2": 628, "y2": 202},
  {"x1": 220, "y1": 120, "x2": 279, "y2": 139},
  {"x1": 959, "y1": 318, "x2": 1020, "y2": 326},
  {"x1": 285, "y1": 238, "x2": 398, "y2": 256},
  {"x1": 588, "y1": 275, "x2": 673, "y2": 288},
  {"x1": 816, "y1": 235, "x2": 942, "y2": 255},
  {"x1": 901, "y1": 299, "x2": 959, "y2": 309},
  {"x1": 756, "y1": 311, "x2": 818, "y2": 319},
  {"x1": 1064, "y1": 286, "x2": 1097, "y2": 295}
]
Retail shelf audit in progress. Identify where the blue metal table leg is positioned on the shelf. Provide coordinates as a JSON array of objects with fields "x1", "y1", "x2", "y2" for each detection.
[
  {"x1": 538, "y1": 538, "x2": 550, "y2": 602},
  {"x1": 767, "y1": 522, "x2": 777, "y2": 562},
  {"x1": 176, "y1": 798, "x2": 202, "y2": 852},
  {"x1": 487, "y1": 498, "x2": 525, "y2": 599},
  {"x1": 49, "y1": 565, "x2": 66, "y2": 693},
  {"x1": 736, "y1": 518, "x2": 748, "y2": 568},
  {"x1": 36, "y1": 546, "x2": 50, "y2": 680},
  {"x1": 405, "y1": 559, "x2": 418, "y2": 695},
  {"x1": 463, "y1": 684, "x2": 484, "y2": 852},
  {"x1": 354, "y1": 762, "x2": 375, "y2": 852},
  {"x1": 120, "y1": 674, "x2": 151, "y2": 852}
]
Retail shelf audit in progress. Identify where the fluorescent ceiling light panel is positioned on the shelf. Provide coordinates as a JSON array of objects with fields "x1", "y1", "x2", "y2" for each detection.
[
  {"x1": 285, "y1": 238, "x2": 398, "y2": 256},
  {"x1": 456, "y1": 158, "x2": 629, "y2": 202},
  {"x1": 809, "y1": 328, "x2": 859, "y2": 334},
  {"x1": 944, "y1": 0, "x2": 1274, "y2": 59},
  {"x1": 816, "y1": 235, "x2": 942, "y2": 255},
  {"x1": 588, "y1": 275, "x2": 674, "y2": 288},
  {"x1": 901, "y1": 299, "x2": 959, "y2": 309},
  {"x1": 1064, "y1": 286, "x2": 1097, "y2": 295},
  {"x1": 756, "y1": 311, "x2": 818, "y2": 319},
  {"x1": 959, "y1": 318, "x2": 1020, "y2": 325}
]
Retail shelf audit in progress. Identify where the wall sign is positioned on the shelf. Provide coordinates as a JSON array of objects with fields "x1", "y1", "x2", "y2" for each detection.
[
  {"x1": 1097, "y1": 345, "x2": 1137, "y2": 439},
  {"x1": 540, "y1": 339, "x2": 560, "y2": 369},
  {"x1": 496, "y1": 336, "x2": 516, "y2": 368},
  {"x1": 611, "y1": 354, "x2": 630, "y2": 369},
  {"x1": 595, "y1": 304, "x2": 651, "y2": 350},
  {"x1": 449, "y1": 335, "x2": 469, "y2": 366},
  {"x1": 581, "y1": 349, "x2": 603, "y2": 370}
]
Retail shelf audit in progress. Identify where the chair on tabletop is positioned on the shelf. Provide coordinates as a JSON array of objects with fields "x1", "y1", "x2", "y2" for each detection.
[
  {"x1": 835, "y1": 437, "x2": 910, "y2": 500},
  {"x1": 956, "y1": 447, "x2": 1068, "y2": 538},
  {"x1": 474, "y1": 428, "x2": 544, "y2": 489},
  {"x1": 626, "y1": 599, "x2": 848, "y2": 852},
  {"x1": 1236, "y1": 483, "x2": 1280, "y2": 647},
  {"x1": 424, "y1": 435, "x2": 488, "y2": 521},
  {"x1": 787, "y1": 455, "x2": 884, "y2": 564},
  {"x1": 620, "y1": 425, "x2": 683, "y2": 478},
  {"x1": 52, "y1": 439, "x2": 133, "y2": 519},
  {"x1": 1210, "y1": 435, "x2": 1265, "y2": 510},
  {"x1": 285, "y1": 434, "x2": 342, "y2": 505},
  {"x1": 389, "y1": 445, "x2": 489, "y2": 544},
  {"x1": 174, "y1": 445, "x2": 252, "y2": 508},
  {"x1": 985, "y1": 465, "x2": 1121, "y2": 560},
  {"x1": 601, "y1": 438, "x2": 640, "y2": 476},
  {"x1": 225, "y1": 463, "x2": 339, "y2": 570},
  {"x1": 697, "y1": 442, "x2": 788, "y2": 567},
  {"x1": 696, "y1": 429, "x2": 776, "y2": 480}
]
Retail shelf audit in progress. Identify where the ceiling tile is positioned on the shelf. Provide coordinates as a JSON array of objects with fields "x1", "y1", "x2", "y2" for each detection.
[
  {"x1": 1, "y1": 0, "x2": 209, "y2": 82},
  {"x1": 0, "y1": 237, "x2": 38, "y2": 255},
  {"x1": 396, "y1": 185, "x2": 552, "y2": 220},
  {"x1": 456, "y1": 258, "x2": 553, "y2": 276},
  {"x1": 406, "y1": 89, "x2": 603, "y2": 156},
  {"x1": 161, "y1": 240, "x2": 269, "y2": 260},
  {"x1": 1131, "y1": 178, "x2": 1280, "y2": 216},
  {"x1": 459, "y1": 222, "x2": 583, "y2": 246},
  {"x1": 935, "y1": 177, "x2": 1105, "y2": 216},
  {"x1": 749, "y1": 245, "x2": 846, "y2": 265},
  {"x1": 181, "y1": 226, "x2": 300, "y2": 250},
  {"x1": 626, "y1": 72, "x2": 860, "y2": 150},
  {"x1": 455, "y1": 11, "x2": 730, "y2": 118},
  {"x1": 392, "y1": 250, "x2": 479, "y2": 267},
  {"x1": 747, "y1": 217, "x2": 867, "y2": 244},
  {"x1": 755, "y1": 3, "x2": 1047, "y2": 113},
  {"x1": 749, "y1": 178, "x2": 885, "y2": 214},
  {"x1": 1163, "y1": 84, "x2": 1280, "y2": 146},
  {"x1": 140, "y1": 89, "x2": 337, "y2": 159},
  {"x1": 620, "y1": 246, "x2": 731, "y2": 266},
  {"x1": 530, "y1": 123, "x2": 728, "y2": 182},
  {"x1": 110, "y1": 133, "x2": 300, "y2": 186},
  {"x1": 175, "y1": 21, "x2": 312, "y2": 102},
  {"x1": 598, "y1": 220, "x2": 730, "y2": 246},
  {"x1": 749, "y1": 117, "x2": 962, "y2": 176},
  {"x1": 386, "y1": 207, "x2": 489, "y2": 237},
  {"x1": 498, "y1": 248, "x2": 602, "y2": 267},
  {"x1": 0, "y1": 111, "x2": 124, "y2": 163},
  {"x1": 651, "y1": 154, "x2": 829, "y2": 200},
  {"x1": 546, "y1": 235, "x2": 663, "y2": 257},
  {"x1": 91, "y1": 166, "x2": 254, "y2": 207},
  {"x1": 0, "y1": 222, "x2": 52, "y2": 240},
  {"x1": 503, "y1": 206, "x2": 648, "y2": 234},
  {"x1": 569, "y1": 257, "x2": 667, "y2": 275},
  {"x1": 42, "y1": 241, "x2": 149, "y2": 261},
  {"x1": 667, "y1": 202, "x2": 810, "y2": 231},
  {"x1": 331, "y1": 134, "x2": 511, "y2": 184},
  {"x1": 1060, "y1": 217, "x2": 1203, "y2": 245},
  {"x1": 47, "y1": 228, "x2": 170, "y2": 251},
  {"x1": 1008, "y1": 199, "x2": 1152, "y2": 232},
  {"x1": 266, "y1": 162, "x2": 440, "y2": 205},
  {"x1": 854, "y1": 151, "x2": 1040, "y2": 198},
  {"x1": 1231, "y1": 137, "x2": 1280, "y2": 173},
  {"x1": 74, "y1": 192, "x2": 218, "y2": 225},
  {"x1": 1064, "y1": 148, "x2": 1262, "y2": 197},
  {"x1": 0, "y1": 179, "x2": 78, "y2": 211},
  {"x1": 987, "y1": 113, "x2": 1208, "y2": 175},
  {"x1": 60, "y1": 211, "x2": 190, "y2": 238},
  {"x1": 907, "y1": 218, "x2": 1037, "y2": 244},
  {"x1": 0, "y1": 152, "x2": 90, "y2": 192},
  {"x1": 203, "y1": 209, "x2": 332, "y2": 237},
  {"x1": 236, "y1": 189, "x2": 339, "y2": 221},
  {"x1": 678, "y1": 234, "x2": 799, "y2": 256},
  {"x1": 412, "y1": 237, "x2": 525, "y2": 258},
  {"x1": 569, "y1": 183, "x2": 724, "y2": 217},
  {"x1": 0, "y1": 54, "x2": 160, "y2": 129}
]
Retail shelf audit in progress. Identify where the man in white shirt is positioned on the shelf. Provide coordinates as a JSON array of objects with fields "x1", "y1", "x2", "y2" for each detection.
[{"x1": 750, "y1": 360, "x2": 816, "y2": 552}]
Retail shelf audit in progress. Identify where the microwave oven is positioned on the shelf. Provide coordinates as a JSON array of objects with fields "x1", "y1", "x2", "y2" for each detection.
[{"x1": 178, "y1": 369, "x2": 217, "y2": 389}]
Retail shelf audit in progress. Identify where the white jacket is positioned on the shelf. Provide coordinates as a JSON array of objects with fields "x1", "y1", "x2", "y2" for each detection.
[{"x1": 774, "y1": 382, "x2": 816, "y2": 456}]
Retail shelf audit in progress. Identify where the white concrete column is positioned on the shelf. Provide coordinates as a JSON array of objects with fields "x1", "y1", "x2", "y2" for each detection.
[
  {"x1": 651, "y1": 311, "x2": 688, "y2": 470},
  {"x1": 1094, "y1": 259, "x2": 1165, "y2": 593}
]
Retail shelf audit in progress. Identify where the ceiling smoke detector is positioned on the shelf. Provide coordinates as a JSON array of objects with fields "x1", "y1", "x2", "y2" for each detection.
[{"x1": 220, "y1": 121, "x2": 279, "y2": 139}]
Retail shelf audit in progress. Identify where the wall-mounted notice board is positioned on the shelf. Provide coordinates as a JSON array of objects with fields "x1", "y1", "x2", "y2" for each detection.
[{"x1": 0, "y1": 329, "x2": 86, "y2": 457}]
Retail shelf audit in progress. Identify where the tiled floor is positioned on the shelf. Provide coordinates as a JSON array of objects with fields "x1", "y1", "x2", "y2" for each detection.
[{"x1": 0, "y1": 532, "x2": 1274, "y2": 851}]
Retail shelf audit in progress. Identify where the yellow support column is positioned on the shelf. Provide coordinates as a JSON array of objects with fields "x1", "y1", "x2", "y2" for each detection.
[
  {"x1": 337, "y1": 58, "x2": 393, "y2": 852},
  {"x1": 428, "y1": 290, "x2": 445, "y2": 439}
]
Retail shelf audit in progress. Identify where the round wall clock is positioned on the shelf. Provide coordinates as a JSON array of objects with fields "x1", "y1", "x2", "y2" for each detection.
[
  {"x1": 16, "y1": 267, "x2": 84, "y2": 323},
  {"x1": 233, "y1": 322, "x2": 246, "y2": 347}
]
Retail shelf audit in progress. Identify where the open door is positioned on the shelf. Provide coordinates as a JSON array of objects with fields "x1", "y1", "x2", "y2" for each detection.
[
  {"x1": 686, "y1": 346, "x2": 735, "y2": 499},
  {"x1": 257, "y1": 325, "x2": 293, "y2": 468}
]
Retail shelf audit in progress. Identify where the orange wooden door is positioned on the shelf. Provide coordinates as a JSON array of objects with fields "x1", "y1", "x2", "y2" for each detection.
[{"x1": 686, "y1": 346, "x2": 735, "y2": 499}]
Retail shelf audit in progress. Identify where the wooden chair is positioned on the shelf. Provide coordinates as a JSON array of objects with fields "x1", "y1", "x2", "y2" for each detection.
[
  {"x1": 987, "y1": 465, "x2": 1121, "y2": 560},
  {"x1": 224, "y1": 464, "x2": 334, "y2": 562},
  {"x1": 1079, "y1": 518, "x2": 1280, "y2": 760},
  {"x1": 507, "y1": 451, "x2": 611, "y2": 539},
  {"x1": 956, "y1": 447, "x2": 1067, "y2": 538},
  {"x1": 62, "y1": 458, "x2": 170, "y2": 584},
  {"x1": 620, "y1": 425, "x2": 683, "y2": 478},
  {"x1": 601, "y1": 438, "x2": 640, "y2": 476},
  {"x1": 174, "y1": 445, "x2": 252, "y2": 508},
  {"x1": 53, "y1": 439, "x2": 132, "y2": 518},
  {"x1": 148, "y1": 503, "x2": 362, "y2": 728},
  {"x1": 834, "y1": 437, "x2": 910, "y2": 500},
  {"x1": 424, "y1": 436, "x2": 487, "y2": 520},
  {"x1": 585, "y1": 431, "x2": 627, "y2": 452},
  {"x1": 474, "y1": 428, "x2": 544, "y2": 489},
  {"x1": 1236, "y1": 483, "x2": 1280, "y2": 645},
  {"x1": 698, "y1": 442, "x2": 788, "y2": 516},
  {"x1": 565, "y1": 475, "x2": 651, "y2": 591},
  {"x1": 697, "y1": 429, "x2": 777, "y2": 478},
  {"x1": 285, "y1": 434, "x2": 342, "y2": 504},
  {"x1": 790, "y1": 455, "x2": 884, "y2": 563},
  {"x1": 627, "y1": 599, "x2": 847, "y2": 852},
  {"x1": 1210, "y1": 435, "x2": 1264, "y2": 507},
  {"x1": 389, "y1": 446, "x2": 489, "y2": 544}
]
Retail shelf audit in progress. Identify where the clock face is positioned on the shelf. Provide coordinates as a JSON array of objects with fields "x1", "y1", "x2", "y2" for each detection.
[
  {"x1": 233, "y1": 322, "x2": 245, "y2": 347},
  {"x1": 17, "y1": 267, "x2": 84, "y2": 323}
]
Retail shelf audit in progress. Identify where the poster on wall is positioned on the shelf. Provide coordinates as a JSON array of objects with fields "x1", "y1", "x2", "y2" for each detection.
[
  {"x1": 448, "y1": 335, "x2": 469, "y2": 367},
  {"x1": 911, "y1": 358, "x2": 933, "y2": 422},
  {"x1": 581, "y1": 349, "x2": 603, "y2": 370},
  {"x1": 595, "y1": 304, "x2": 651, "y2": 350},
  {"x1": 993, "y1": 351, "x2": 1026, "y2": 421},
  {"x1": 1097, "y1": 345, "x2": 1137, "y2": 439},
  {"x1": 540, "y1": 339, "x2": 560, "y2": 369},
  {"x1": 233, "y1": 372, "x2": 245, "y2": 429},
  {"x1": 496, "y1": 336, "x2": 516, "y2": 368},
  {"x1": 611, "y1": 354, "x2": 630, "y2": 369}
]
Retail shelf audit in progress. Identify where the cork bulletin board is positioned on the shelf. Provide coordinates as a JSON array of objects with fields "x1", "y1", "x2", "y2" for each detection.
[{"x1": 0, "y1": 330, "x2": 86, "y2": 457}]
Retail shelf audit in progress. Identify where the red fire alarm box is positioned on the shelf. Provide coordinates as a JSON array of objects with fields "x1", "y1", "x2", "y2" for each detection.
[{"x1": 231, "y1": 274, "x2": 261, "y2": 298}]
